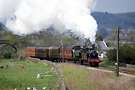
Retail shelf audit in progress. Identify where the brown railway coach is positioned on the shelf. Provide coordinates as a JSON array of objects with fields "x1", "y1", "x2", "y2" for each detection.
[
  {"x1": 48, "y1": 47, "x2": 60, "y2": 61},
  {"x1": 26, "y1": 47, "x2": 73, "y2": 61},
  {"x1": 35, "y1": 47, "x2": 49, "y2": 59},
  {"x1": 25, "y1": 47, "x2": 36, "y2": 58},
  {"x1": 60, "y1": 47, "x2": 72, "y2": 61}
]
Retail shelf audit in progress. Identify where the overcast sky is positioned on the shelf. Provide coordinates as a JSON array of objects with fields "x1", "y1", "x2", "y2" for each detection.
[{"x1": 94, "y1": 0, "x2": 135, "y2": 13}]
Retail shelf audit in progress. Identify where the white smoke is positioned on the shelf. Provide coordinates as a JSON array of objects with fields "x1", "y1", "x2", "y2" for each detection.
[{"x1": 0, "y1": 0, "x2": 97, "y2": 42}]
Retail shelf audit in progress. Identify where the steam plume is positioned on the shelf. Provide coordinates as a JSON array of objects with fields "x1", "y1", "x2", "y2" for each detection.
[{"x1": 0, "y1": 0, "x2": 97, "y2": 42}]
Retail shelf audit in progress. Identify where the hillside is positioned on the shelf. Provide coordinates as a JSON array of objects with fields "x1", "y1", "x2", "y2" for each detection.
[
  {"x1": 92, "y1": 12, "x2": 135, "y2": 38},
  {"x1": 116, "y1": 12, "x2": 135, "y2": 23},
  {"x1": 1, "y1": 12, "x2": 135, "y2": 41},
  {"x1": 0, "y1": 23, "x2": 7, "y2": 31}
]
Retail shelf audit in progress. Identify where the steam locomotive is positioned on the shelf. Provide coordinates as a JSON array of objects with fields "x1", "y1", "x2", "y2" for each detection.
[{"x1": 25, "y1": 45, "x2": 101, "y2": 67}]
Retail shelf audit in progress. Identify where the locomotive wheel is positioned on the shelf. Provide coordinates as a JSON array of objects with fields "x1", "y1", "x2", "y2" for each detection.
[
  {"x1": 80, "y1": 60, "x2": 84, "y2": 65},
  {"x1": 95, "y1": 64, "x2": 99, "y2": 67},
  {"x1": 89, "y1": 63, "x2": 99, "y2": 67},
  {"x1": 89, "y1": 63, "x2": 92, "y2": 66},
  {"x1": 74, "y1": 60, "x2": 77, "y2": 64}
]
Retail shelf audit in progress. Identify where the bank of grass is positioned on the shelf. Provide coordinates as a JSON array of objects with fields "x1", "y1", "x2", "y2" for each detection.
[
  {"x1": 100, "y1": 58, "x2": 135, "y2": 75},
  {"x1": 0, "y1": 59, "x2": 59, "y2": 90},
  {"x1": 59, "y1": 63, "x2": 135, "y2": 90},
  {"x1": 99, "y1": 58, "x2": 115, "y2": 70}
]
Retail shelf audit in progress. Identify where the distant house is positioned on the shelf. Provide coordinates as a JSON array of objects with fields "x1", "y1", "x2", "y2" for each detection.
[
  {"x1": 98, "y1": 40, "x2": 109, "y2": 51},
  {"x1": 105, "y1": 29, "x2": 135, "y2": 46}
]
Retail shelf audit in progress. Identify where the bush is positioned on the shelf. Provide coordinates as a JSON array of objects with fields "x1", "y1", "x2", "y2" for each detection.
[
  {"x1": 3, "y1": 52, "x2": 12, "y2": 59},
  {"x1": 119, "y1": 44, "x2": 135, "y2": 64},
  {"x1": 107, "y1": 44, "x2": 135, "y2": 65},
  {"x1": 100, "y1": 58, "x2": 114, "y2": 67},
  {"x1": 0, "y1": 45, "x2": 16, "y2": 59},
  {"x1": 106, "y1": 49, "x2": 117, "y2": 62}
]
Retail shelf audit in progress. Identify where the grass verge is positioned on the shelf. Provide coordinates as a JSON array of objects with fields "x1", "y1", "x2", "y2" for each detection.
[
  {"x1": 0, "y1": 59, "x2": 59, "y2": 90},
  {"x1": 58, "y1": 63, "x2": 135, "y2": 90}
]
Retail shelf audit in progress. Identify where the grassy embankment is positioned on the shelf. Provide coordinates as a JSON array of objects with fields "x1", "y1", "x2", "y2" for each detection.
[
  {"x1": 100, "y1": 58, "x2": 135, "y2": 75},
  {"x1": 0, "y1": 59, "x2": 59, "y2": 90},
  {"x1": 59, "y1": 63, "x2": 135, "y2": 90}
]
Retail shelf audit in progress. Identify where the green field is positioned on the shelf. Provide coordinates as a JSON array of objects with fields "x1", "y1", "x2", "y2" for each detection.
[
  {"x1": 0, "y1": 59, "x2": 59, "y2": 90},
  {"x1": 59, "y1": 63, "x2": 135, "y2": 90}
]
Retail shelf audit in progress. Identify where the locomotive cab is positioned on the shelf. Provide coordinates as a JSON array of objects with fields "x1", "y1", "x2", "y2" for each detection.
[{"x1": 72, "y1": 46, "x2": 82, "y2": 63}]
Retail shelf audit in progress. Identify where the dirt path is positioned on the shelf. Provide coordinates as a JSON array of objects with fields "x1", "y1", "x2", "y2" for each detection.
[
  {"x1": 78, "y1": 64, "x2": 135, "y2": 78},
  {"x1": 58, "y1": 63, "x2": 135, "y2": 90},
  {"x1": 43, "y1": 60, "x2": 66, "y2": 90}
]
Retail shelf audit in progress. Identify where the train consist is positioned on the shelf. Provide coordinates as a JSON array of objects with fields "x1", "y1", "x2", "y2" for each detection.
[{"x1": 25, "y1": 45, "x2": 101, "y2": 67}]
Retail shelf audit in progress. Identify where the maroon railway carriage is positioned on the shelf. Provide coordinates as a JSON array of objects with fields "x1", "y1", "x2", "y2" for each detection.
[
  {"x1": 25, "y1": 47, "x2": 73, "y2": 61},
  {"x1": 25, "y1": 47, "x2": 49, "y2": 59},
  {"x1": 60, "y1": 47, "x2": 72, "y2": 61},
  {"x1": 48, "y1": 47, "x2": 60, "y2": 61},
  {"x1": 25, "y1": 47, "x2": 36, "y2": 58}
]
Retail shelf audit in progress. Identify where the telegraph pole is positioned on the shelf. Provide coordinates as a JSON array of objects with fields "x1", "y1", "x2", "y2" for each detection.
[
  {"x1": 60, "y1": 40, "x2": 64, "y2": 62},
  {"x1": 116, "y1": 27, "x2": 120, "y2": 77}
]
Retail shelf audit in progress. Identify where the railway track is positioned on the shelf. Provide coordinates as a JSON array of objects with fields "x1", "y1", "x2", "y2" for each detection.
[
  {"x1": 118, "y1": 67, "x2": 135, "y2": 76},
  {"x1": 80, "y1": 65, "x2": 135, "y2": 78},
  {"x1": 58, "y1": 61, "x2": 135, "y2": 77},
  {"x1": 99, "y1": 66, "x2": 135, "y2": 76}
]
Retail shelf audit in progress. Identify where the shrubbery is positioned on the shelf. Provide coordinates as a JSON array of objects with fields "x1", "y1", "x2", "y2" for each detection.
[
  {"x1": 0, "y1": 45, "x2": 16, "y2": 59},
  {"x1": 100, "y1": 58, "x2": 114, "y2": 67},
  {"x1": 107, "y1": 44, "x2": 135, "y2": 65}
]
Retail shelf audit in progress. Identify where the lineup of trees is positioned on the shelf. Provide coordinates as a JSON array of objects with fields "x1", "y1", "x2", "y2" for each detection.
[
  {"x1": 0, "y1": 27, "x2": 81, "y2": 58},
  {"x1": 105, "y1": 29, "x2": 135, "y2": 65},
  {"x1": 107, "y1": 44, "x2": 135, "y2": 65}
]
